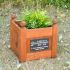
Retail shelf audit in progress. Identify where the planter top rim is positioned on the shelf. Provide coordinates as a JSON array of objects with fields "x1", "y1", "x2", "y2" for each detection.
[
  {"x1": 13, "y1": 20, "x2": 57, "y2": 30},
  {"x1": 11, "y1": 15, "x2": 58, "y2": 29}
]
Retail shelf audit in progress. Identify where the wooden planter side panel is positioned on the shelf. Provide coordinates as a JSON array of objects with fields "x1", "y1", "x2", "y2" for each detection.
[
  {"x1": 51, "y1": 24, "x2": 58, "y2": 57},
  {"x1": 10, "y1": 21, "x2": 27, "y2": 62},
  {"x1": 26, "y1": 28, "x2": 53, "y2": 60},
  {"x1": 10, "y1": 21, "x2": 20, "y2": 56}
]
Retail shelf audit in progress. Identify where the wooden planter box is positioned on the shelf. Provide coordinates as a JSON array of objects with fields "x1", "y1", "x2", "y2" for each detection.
[{"x1": 10, "y1": 15, "x2": 58, "y2": 62}]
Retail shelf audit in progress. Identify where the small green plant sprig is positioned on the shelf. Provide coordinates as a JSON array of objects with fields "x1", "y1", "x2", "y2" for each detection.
[{"x1": 19, "y1": 10, "x2": 53, "y2": 29}]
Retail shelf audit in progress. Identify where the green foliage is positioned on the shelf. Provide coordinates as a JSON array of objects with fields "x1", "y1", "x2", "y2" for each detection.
[
  {"x1": 0, "y1": 0, "x2": 4, "y2": 3},
  {"x1": 19, "y1": 10, "x2": 52, "y2": 29},
  {"x1": 0, "y1": 0, "x2": 70, "y2": 9}
]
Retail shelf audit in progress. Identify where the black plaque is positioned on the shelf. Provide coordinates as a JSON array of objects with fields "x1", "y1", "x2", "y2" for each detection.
[{"x1": 30, "y1": 38, "x2": 49, "y2": 51}]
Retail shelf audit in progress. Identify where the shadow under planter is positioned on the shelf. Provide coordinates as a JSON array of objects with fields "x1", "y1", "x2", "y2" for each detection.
[{"x1": 10, "y1": 15, "x2": 58, "y2": 62}]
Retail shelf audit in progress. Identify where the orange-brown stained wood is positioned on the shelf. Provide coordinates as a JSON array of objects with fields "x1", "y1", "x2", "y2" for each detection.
[
  {"x1": 26, "y1": 27, "x2": 52, "y2": 38},
  {"x1": 51, "y1": 23, "x2": 58, "y2": 58},
  {"x1": 10, "y1": 15, "x2": 58, "y2": 62}
]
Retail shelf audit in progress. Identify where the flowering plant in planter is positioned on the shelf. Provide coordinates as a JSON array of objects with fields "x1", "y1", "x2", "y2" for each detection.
[
  {"x1": 18, "y1": 10, "x2": 53, "y2": 29},
  {"x1": 10, "y1": 10, "x2": 58, "y2": 62}
]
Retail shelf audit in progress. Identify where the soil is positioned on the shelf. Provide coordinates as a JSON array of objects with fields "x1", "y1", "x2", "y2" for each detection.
[{"x1": 0, "y1": 6, "x2": 70, "y2": 70}]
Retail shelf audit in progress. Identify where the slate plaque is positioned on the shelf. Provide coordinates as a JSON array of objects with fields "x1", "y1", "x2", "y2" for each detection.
[{"x1": 30, "y1": 38, "x2": 49, "y2": 51}]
